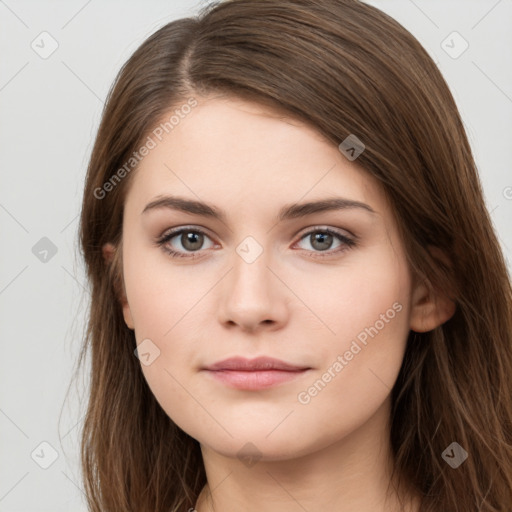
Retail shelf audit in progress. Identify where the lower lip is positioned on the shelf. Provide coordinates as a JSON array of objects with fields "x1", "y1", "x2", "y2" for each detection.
[{"x1": 204, "y1": 369, "x2": 309, "y2": 390}]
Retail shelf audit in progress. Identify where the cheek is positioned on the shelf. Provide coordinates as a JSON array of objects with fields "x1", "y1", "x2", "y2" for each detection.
[
  {"x1": 122, "y1": 250, "x2": 218, "y2": 426},
  {"x1": 289, "y1": 243, "x2": 411, "y2": 352},
  {"x1": 290, "y1": 247, "x2": 411, "y2": 406},
  {"x1": 292, "y1": 309, "x2": 409, "y2": 456},
  {"x1": 294, "y1": 250, "x2": 411, "y2": 424},
  {"x1": 123, "y1": 243, "x2": 213, "y2": 339}
]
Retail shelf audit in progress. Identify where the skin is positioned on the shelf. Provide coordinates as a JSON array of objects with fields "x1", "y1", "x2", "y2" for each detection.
[{"x1": 103, "y1": 95, "x2": 455, "y2": 512}]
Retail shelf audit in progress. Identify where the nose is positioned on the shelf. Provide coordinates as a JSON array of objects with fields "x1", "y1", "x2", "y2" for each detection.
[{"x1": 217, "y1": 247, "x2": 289, "y2": 333}]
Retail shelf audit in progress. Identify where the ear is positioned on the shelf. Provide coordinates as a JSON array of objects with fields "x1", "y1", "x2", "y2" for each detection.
[
  {"x1": 102, "y1": 242, "x2": 115, "y2": 264},
  {"x1": 409, "y1": 246, "x2": 456, "y2": 333},
  {"x1": 102, "y1": 242, "x2": 135, "y2": 330}
]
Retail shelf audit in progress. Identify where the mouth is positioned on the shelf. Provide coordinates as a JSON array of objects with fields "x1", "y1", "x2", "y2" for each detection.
[{"x1": 201, "y1": 356, "x2": 311, "y2": 390}]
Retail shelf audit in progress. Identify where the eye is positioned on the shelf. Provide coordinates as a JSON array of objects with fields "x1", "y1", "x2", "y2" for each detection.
[
  {"x1": 155, "y1": 226, "x2": 357, "y2": 260},
  {"x1": 293, "y1": 227, "x2": 356, "y2": 258},
  {"x1": 156, "y1": 227, "x2": 215, "y2": 259}
]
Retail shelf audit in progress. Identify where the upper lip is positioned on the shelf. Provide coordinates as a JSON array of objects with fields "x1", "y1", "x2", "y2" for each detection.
[{"x1": 203, "y1": 356, "x2": 310, "y2": 372}]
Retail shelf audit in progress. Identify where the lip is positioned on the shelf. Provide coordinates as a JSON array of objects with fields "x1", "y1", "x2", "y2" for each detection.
[
  {"x1": 203, "y1": 356, "x2": 309, "y2": 372},
  {"x1": 201, "y1": 357, "x2": 311, "y2": 390}
]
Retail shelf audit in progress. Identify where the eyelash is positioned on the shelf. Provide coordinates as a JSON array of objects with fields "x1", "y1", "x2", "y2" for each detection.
[{"x1": 155, "y1": 226, "x2": 357, "y2": 260}]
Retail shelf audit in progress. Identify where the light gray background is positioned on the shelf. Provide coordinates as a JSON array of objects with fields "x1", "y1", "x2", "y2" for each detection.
[{"x1": 1, "y1": 0, "x2": 511, "y2": 510}]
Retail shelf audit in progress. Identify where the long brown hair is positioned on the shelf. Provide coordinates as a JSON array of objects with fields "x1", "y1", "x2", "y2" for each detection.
[{"x1": 74, "y1": 0, "x2": 512, "y2": 510}]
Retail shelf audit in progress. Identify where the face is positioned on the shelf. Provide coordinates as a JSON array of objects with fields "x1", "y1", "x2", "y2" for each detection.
[{"x1": 114, "y1": 95, "x2": 422, "y2": 461}]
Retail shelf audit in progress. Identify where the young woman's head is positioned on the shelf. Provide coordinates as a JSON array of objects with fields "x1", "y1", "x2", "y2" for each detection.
[{"x1": 77, "y1": 1, "x2": 512, "y2": 511}]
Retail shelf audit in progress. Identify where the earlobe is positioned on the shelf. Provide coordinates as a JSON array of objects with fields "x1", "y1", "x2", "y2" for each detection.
[
  {"x1": 101, "y1": 242, "x2": 116, "y2": 264},
  {"x1": 102, "y1": 242, "x2": 135, "y2": 330},
  {"x1": 102, "y1": 242, "x2": 116, "y2": 264},
  {"x1": 122, "y1": 302, "x2": 135, "y2": 330}
]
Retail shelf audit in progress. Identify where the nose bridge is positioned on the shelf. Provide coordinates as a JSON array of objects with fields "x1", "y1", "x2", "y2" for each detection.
[
  {"x1": 217, "y1": 234, "x2": 288, "y2": 330},
  {"x1": 230, "y1": 236, "x2": 273, "y2": 302}
]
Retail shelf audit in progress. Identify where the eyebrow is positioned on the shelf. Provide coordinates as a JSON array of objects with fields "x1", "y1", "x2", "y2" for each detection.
[{"x1": 141, "y1": 195, "x2": 376, "y2": 222}]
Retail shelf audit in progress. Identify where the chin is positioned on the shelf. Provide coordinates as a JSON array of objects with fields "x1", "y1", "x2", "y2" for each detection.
[{"x1": 194, "y1": 423, "x2": 330, "y2": 464}]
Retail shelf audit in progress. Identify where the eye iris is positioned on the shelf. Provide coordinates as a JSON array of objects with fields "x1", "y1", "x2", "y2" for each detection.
[
  {"x1": 182, "y1": 231, "x2": 203, "y2": 251},
  {"x1": 311, "y1": 232, "x2": 333, "y2": 251}
]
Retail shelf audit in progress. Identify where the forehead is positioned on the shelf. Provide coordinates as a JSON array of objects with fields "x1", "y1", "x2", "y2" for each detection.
[{"x1": 125, "y1": 95, "x2": 386, "y2": 218}]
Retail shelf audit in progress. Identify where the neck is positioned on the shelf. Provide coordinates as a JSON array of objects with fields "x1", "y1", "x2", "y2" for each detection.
[{"x1": 194, "y1": 397, "x2": 420, "y2": 512}]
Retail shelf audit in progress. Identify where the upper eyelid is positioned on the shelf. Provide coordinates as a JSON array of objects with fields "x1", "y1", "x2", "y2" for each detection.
[{"x1": 158, "y1": 225, "x2": 215, "y2": 243}]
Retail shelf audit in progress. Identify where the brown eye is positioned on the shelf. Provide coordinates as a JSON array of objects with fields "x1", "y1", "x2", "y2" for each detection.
[
  {"x1": 309, "y1": 232, "x2": 334, "y2": 251},
  {"x1": 180, "y1": 231, "x2": 205, "y2": 251},
  {"x1": 156, "y1": 227, "x2": 215, "y2": 258},
  {"x1": 294, "y1": 228, "x2": 356, "y2": 258}
]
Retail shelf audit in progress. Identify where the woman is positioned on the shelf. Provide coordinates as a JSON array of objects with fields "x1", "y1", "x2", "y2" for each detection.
[{"x1": 75, "y1": 0, "x2": 512, "y2": 510}]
